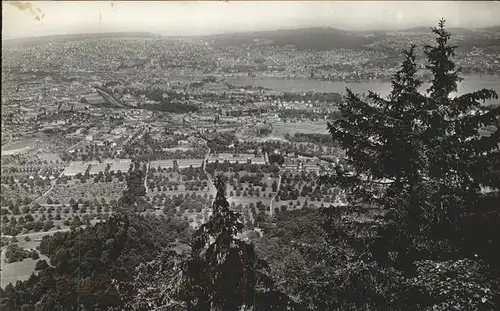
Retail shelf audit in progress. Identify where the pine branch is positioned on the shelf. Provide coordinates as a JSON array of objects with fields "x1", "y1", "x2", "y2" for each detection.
[{"x1": 452, "y1": 89, "x2": 499, "y2": 114}]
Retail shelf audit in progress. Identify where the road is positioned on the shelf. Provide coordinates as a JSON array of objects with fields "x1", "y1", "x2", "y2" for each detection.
[
  {"x1": 129, "y1": 126, "x2": 147, "y2": 146},
  {"x1": 144, "y1": 162, "x2": 150, "y2": 193},
  {"x1": 2, "y1": 228, "x2": 71, "y2": 239},
  {"x1": 33, "y1": 169, "x2": 65, "y2": 203},
  {"x1": 201, "y1": 144, "x2": 216, "y2": 224},
  {"x1": 203, "y1": 148, "x2": 216, "y2": 204},
  {"x1": 95, "y1": 88, "x2": 127, "y2": 108},
  {"x1": 64, "y1": 140, "x2": 84, "y2": 152}
]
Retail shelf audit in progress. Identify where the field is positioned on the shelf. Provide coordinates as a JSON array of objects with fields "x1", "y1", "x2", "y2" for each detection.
[
  {"x1": 1, "y1": 174, "x2": 55, "y2": 204},
  {"x1": 64, "y1": 161, "x2": 94, "y2": 176},
  {"x1": 145, "y1": 164, "x2": 215, "y2": 230},
  {"x1": 36, "y1": 153, "x2": 63, "y2": 163},
  {"x1": 1, "y1": 139, "x2": 37, "y2": 156},
  {"x1": 0, "y1": 238, "x2": 50, "y2": 289},
  {"x1": 1, "y1": 139, "x2": 36, "y2": 151},
  {"x1": 0, "y1": 257, "x2": 47, "y2": 288},
  {"x1": 218, "y1": 171, "x2": 279, "y2": 218},
  {"x1": 271, "y1": 121, "x2": 328, "y2": 138},
  {"x1": 46, "y1": 181, "x2": 126, "y2": 204}
]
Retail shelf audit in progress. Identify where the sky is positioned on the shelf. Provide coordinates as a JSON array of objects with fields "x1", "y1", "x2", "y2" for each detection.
[{"x1": 3, "y1": 1, "x2": 500, "y2": 39}]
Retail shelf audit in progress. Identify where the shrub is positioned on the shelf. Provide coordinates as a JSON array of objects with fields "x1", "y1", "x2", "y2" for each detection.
[
  {"x1": 30, "y1": 250, "x2": 39, "y2": 260},
  {"x1": 35, "y1": 259, "x2": 49, "y2": 271},
  {"x1": 5, "y1": 244, "x2": 28, "y2": 263}
]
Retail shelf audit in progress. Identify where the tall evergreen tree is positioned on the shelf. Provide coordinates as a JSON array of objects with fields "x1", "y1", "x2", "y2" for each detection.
[
  {"x1": 177, "y1": 175, "x2": 293, "y2": 311},
  {"x1": 323, "y1": 19, "x2": 499, "y2": 258},
  {"x1": 324, "y1": 44, "x2": 427, "y2": 212},
  {"x1": 422, "y1": 19, "x2": 500, "y2": 193}
]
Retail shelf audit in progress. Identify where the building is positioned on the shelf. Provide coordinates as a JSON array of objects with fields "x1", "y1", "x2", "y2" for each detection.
[
  {"x1": 302, "y1": 164, "x2": 321, "y2": 172},
  {"x1": 177, "y1": 159, "x2": 204, "y2": 169},
  {"x1": 283, "y1": 160, "x2": 301, "y2": 171},
  {"x1": 251, "y1": 157, "x2": 266, "y2": 165}
]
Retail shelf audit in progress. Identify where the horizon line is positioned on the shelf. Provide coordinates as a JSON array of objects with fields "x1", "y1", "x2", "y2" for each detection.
[{"x1": 3, "y1": 23, "x2": 500, "y2": 42}]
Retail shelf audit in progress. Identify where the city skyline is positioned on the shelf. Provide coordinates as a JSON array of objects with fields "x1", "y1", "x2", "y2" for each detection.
[{"x1": 3, "y1": 1, "x2": 500, "y2": 39}]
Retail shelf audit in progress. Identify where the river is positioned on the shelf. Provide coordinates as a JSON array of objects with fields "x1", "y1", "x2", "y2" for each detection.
[{"x1": 226, "y1": 75, "x2": 500, "y2": 103}]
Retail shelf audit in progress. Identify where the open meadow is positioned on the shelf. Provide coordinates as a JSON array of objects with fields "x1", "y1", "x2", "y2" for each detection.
[{"x1": 271, "y1": 121, "x2": 328, "y2": 138}]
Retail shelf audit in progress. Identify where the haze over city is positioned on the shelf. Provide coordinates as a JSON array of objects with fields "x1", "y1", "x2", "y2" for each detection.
[{"x1": 3, "y1": 1, "x2": 500, "y2": 39}]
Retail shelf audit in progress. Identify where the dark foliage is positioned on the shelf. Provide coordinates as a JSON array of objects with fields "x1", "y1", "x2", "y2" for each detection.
[
  {"x1": 4, "y1": 244, "x2": 30, "y2": 263},
  {"x1": 142, "y1": 89, "x2": 199, "y2": 113},
  {"x1": 0, "y1": 213, "x2": 191, "y2": 311},
  {"x1": 256, "y1": 207, "x2": 500, "y2": 311},
  {"x1": 268, "y1": 154, "x2": 284, "y2": 166},
  {"x1": 35, "y1": 259, "x2": 49, "y2": 271},
  {"x1": 306, "y1": 19, "x2": 500, "y2": 310},
  {"x1": 177, "y1": 175, "x2": 294, "y2": 311},
  {"x1": 323, "y1": 20, "x2": 499, "y2": 262},
  {"x1": 120, "y1": 169, "x2": 147, "y2": 208}
]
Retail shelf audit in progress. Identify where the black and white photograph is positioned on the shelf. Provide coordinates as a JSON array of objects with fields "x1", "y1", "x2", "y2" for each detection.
[{"x1": 1, "y1": 1, "x2": 500, "y2": 310}]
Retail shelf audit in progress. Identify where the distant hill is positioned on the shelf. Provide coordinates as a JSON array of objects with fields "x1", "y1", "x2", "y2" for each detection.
[
  {"x1": 399, "y1": 25, "x2": 500, "y2": 36},
  {"x1": 194, "y1": 25, "x2": 500, "y2": 51},
  {"x1": 195, "y1": 27, "x2": 388, "y2": 50},
  {"x1": 388, "y1": 26, "x2": 500, "y2": 52},
  {"x1": 3, "y1": 25, "x2": 499, "y2": 51},
  {"x1": 2, "y1": 32, "x2": 161, "y2": 47},
  {"x1": 477, "y1": 25, "x2": 500, "y2": 33},
  {"x1": 399, "y1": 26, "x2": 474, "y2": 34}
]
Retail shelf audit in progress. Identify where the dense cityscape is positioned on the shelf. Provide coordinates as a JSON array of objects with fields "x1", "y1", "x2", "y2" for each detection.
[{"x1": 1, "y1": 3, "x2": 500, "y2": 311}]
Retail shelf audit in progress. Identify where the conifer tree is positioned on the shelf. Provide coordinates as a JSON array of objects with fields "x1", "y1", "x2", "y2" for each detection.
[
  {"x1": 323, "y1": 19, "x2": 499, "y2": 254},
  {"x1": 324, "y1": 44, "x2": 427, "y2": 210},
  {"x1": 422, "y1": 19, "x2": 500, "y2": 194},
  {"x1": 177, "y1": 175, "x2": 293, "y2": 311}
]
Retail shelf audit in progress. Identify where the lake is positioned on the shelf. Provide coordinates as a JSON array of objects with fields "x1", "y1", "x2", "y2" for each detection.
[{"x1": 226, "y1": 75, "x2": 500, "y2": 103}]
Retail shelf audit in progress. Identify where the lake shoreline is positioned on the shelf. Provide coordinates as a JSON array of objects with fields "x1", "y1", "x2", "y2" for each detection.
[
  {"x1": 225, "y1": 75, "x2": 500, "y2": 102},
  {"x1": 229, "y1": 73, "x2": 500, "y2": 84}
]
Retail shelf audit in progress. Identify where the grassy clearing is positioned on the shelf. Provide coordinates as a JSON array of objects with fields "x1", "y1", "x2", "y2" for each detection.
[
  {"x1": 1, "y1": 257, "x2": 42, "y2": 288},
  {"x1": 227, "y1": 197, "x2": 273, "y2": 212},
  {"x1": 1, "y1": 139, "x2": 36, "y2": 151},
  {"x1": 271, "y1": 121, "x2": 328, "y2": 138},
  {"x1": 0, "y1": 243, "x2": 50, "y2": 289}
]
